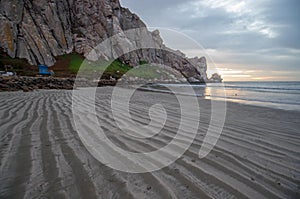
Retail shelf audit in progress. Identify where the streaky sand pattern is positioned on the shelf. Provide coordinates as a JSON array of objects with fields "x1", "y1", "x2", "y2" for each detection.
[{"x1": 0, "y1": 87, "x2": 299, "y2": 199}]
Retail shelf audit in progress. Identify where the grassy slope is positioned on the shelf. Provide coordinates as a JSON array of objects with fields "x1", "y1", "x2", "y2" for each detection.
[
  {"x1": 54, "y1": 53, "x2": 166, "y2": 79},
  {"x1": 0, "y1": 51, "x2": 36, "y2": 76},
  {"x1": 0, "y1": 50, "x2": 173, "y2": 79}
]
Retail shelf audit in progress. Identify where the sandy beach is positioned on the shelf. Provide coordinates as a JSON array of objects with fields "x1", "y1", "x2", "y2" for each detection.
[{"x1": 0, "y1": 87, "x2": 299, "y2": 199}]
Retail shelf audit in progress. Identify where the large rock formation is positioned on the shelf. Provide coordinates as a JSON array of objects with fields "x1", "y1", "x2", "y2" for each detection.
[{"x1": 0, "y1": 0, "x2": 211, "y2": 82}]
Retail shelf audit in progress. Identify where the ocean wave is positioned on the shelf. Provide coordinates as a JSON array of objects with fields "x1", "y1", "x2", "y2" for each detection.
[
  {"x1": 208, "y1": 85, "x2": 300, "y2": 91},
  {"x1": 208, "y1": 95, "x2": 300, "y2": 106},
  {"x1": 140, "y1": 82, "x2": 300, "y2": 111}
]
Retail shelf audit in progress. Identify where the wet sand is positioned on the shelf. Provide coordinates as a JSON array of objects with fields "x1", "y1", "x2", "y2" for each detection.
[{"x1": 0, "y1": 87, "x2": 299, "y2": 199}]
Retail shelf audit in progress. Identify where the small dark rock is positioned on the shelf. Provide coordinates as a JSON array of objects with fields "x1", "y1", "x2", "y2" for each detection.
[
  {"x1": 21, "y1": 86, "x2": 31, "y2": 92},
  {"x1": 0, "y1": 83, "x2": 10, "y2": 88}
]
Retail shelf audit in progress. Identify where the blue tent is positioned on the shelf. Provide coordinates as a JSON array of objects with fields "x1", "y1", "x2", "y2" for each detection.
[{"x1": 38, "y1": 65, "x2": 54, "y2": 75}]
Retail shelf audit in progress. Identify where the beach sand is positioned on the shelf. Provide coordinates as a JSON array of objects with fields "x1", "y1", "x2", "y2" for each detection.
[{"x1": 0, "y1": 87, "x2": 299, "y2": 199}]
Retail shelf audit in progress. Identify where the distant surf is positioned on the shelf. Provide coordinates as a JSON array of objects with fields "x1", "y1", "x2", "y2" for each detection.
[{"x1": 141, "y1": 81, "x2": 300, "y2": 111}]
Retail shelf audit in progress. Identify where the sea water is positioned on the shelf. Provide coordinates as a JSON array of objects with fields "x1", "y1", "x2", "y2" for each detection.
[{"x1": 144, "y1": 81, "x2": 300, "y2": 111}]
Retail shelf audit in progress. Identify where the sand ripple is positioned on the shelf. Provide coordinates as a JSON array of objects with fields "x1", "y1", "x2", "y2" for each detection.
[{"x1": 0, "y1": 88, "x2": 299, "y2": 199}]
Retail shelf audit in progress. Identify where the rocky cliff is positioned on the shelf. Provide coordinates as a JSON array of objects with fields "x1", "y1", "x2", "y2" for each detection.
[{"x1": 0, "y1": 0, "x2": 209, "y2": 82}]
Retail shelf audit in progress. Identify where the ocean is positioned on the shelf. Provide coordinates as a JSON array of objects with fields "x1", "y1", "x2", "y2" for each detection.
[{"x1": 142, "y1": 81, "x2": 300, "y2": 111}]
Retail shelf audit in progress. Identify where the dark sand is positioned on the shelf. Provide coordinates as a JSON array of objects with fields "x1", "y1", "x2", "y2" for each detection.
[{"x1": 0, "y1": 87, "x2": 299, "y2": 198}]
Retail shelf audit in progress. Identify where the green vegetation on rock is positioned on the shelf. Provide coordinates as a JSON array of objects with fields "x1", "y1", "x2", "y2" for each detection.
[{"x1": 0, "y1": 50, "x2": 180, "y2": 80}]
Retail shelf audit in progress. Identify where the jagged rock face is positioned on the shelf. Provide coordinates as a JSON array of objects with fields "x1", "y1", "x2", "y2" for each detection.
[
  {"x1": 0, "y1": 0, "x2": 208, "y2": 81},
  {"x1": 188, "y1": 56, "x2": 208, "y2": 81},
  {"x1": 0, "y1": 0, "x2": 74, "y2": 66}
]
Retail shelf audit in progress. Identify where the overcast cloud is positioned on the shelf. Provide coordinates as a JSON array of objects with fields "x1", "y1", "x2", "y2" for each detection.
[{"x1": 120, "y1": 0, "x2": 300, "y2": 81}]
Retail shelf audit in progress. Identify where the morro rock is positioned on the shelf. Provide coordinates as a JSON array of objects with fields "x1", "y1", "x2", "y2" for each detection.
[{"x1": 0, "y1": 0, "x2": 217, "y2": 82}]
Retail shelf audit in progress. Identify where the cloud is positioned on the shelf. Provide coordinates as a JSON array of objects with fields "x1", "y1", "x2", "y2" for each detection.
[
  {"x1": 120, "y1": 0, "x2": 300, "y2": 81},
  {"x1": 176, "y1": 0, "x2": 277, "y2": 38}
]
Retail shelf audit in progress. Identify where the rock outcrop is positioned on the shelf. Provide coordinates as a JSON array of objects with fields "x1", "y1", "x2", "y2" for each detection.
[
  {"x1": 0, "y1": 76, "x2": 119, "y2": 92},
  {"x1": 188, "y1": 56, "x2": 208, "y2": 81},
  {"x1": 208, "y1": 73, "x2": 223, "y2": 83},
  {"x1": 0, "y1": 76, "x2": 75, "y2": 92},
  {"x1": 0, "y1": 0, "x2": 217, "y2": 82}
]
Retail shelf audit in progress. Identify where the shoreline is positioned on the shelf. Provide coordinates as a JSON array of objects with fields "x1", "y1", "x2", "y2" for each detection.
[
  {"x1": 137, "y1": 85, "x2": 300, "y2": 112},
  {"x1": 1, "y1": 83, "x2": 299, "y2": 113}
]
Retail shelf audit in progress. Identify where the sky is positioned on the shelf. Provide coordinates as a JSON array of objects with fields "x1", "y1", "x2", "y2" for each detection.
[{"x1": 120, "y1": 0, "x2": 300, "y2": 81}]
